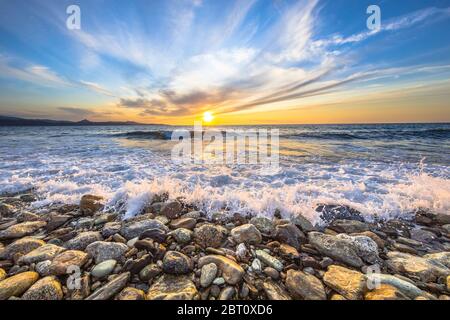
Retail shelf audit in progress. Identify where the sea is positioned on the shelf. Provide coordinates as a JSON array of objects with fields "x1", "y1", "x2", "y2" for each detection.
[{"x1": 0, "y1": 123, "x2": 449, "y2": 224}]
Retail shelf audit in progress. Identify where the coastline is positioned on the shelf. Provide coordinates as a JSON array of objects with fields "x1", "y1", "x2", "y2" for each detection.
[{"x1": 0, "y1": 191, "x2": 449, "y2": 300}]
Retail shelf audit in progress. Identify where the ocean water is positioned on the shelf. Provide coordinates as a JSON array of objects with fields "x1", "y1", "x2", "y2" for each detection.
[{"x1": 0, "y1": 123, "x2": 449, "y2": 223}]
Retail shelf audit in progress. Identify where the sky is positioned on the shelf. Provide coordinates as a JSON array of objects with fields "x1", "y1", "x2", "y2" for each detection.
[{"x1": 0, "y1": 0, "x2": 450, "y2": 125}]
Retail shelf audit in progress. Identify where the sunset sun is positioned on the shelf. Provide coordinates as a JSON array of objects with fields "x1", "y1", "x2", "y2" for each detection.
[{"x1": 203, "y1": 111, "x2": 214, "y2": 123}]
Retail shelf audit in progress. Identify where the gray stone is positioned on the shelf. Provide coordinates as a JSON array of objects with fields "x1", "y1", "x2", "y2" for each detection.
[
  {"x1": 194, "y1": 224, "x2": 228, "y2": 248},
  {"x1": 169, "y1": 228, "x2": 192, "y2": 245},
  {"x1": 255, "y1": 250, "x2": 283, "y2": 272},
  {"x1": 65, "y1": 231, "x2": 102, "y2": 250},
  {"x1": 231, "y1": 224, "x2": 262, "y2": 245},
  {"x1": 18, "y1": 244, "x2": 66, "y2": 265},
  {"x1": 200, "y1": 263, "x2": 218, "y2": 288},
  {"x1": 329, "y1": 219, "x2": 369, "y2": 234},
  {"x1": 86, "y1": 241, "x2": 129, "y2": 264},
  {"x1": 120, "y1": 219, "x2": 168, "y2": 240},
  {"x1": 91, "y1": 260, "x2": 117, "y2": 278},
  {"x1": 308, "y1": 232, "x2": 364, "y2": 268},
  {"x1": 249, "y1": 217, "x2": 275, "y2": 235},
  {"x1": 162, "y1": 251, "x2": 193, "y2": 274},
  {"x1": 86, "y1": 272, "x2": 131, "y2": 300}
]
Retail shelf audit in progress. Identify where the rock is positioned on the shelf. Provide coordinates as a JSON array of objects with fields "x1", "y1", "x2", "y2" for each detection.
[
  {"x1": 264, "y1": 267, "x2": 280, "y2": 280},
  {"x1": 80, "y1": 194, "x2": 103, "y2": 215},
  {"x1": 365, "y1": 284, "x2": 409, "y2": 300},
  {"x1": 352, "y1": 231, "x2": 385, "y2": 249},
  {"x1": 416, "y1": 210, "x2": 450, "y2": 226},
  {"x1": 0, "y1": 203, "x2": 14, "y2": 217},
  {"x1": 274, "y1": 223, "x2": 306, "y2": 250},
  {"x1": 124, "y1": 254, "x2": 153, "y2": 274},
  {"x1": 285, "y1": 269, "x2": 326, "y2": 300},
  {"x1": 147, "y1": 274, "x2": 199, "y2": 300},
  {"x1": 262, "y1": 281, "x2": 291, "y2": 300},
  {"x1": 168, "y1": 228, "x2": 192, "y2": 245},
  {"x1": 249, "y1": 217, "x2": 275, "y2": 235},
  {"x1": 0, "y1": 268, "x2": 5, "y2": 281},
  {"x1": 316, "y1": 205, "x2": 364, "y2": 223},
  {"x1": 251, "y1": 259, "x2": 262, "y2": 273},
  {"x1": 279, "y1": 244, "x2": 300, "y2": 259},
  {"x1": 323, "y1": 265, "x2": 367, "y2": 300},
  {"x1": 65, "y1": 231, "x2": 103, "y2": 250},
  {"x1": 194, "y1": 224, "x2": 228, "y2": 248},
  {"x1": 200, "y1": 263, "x2": 218, "y2": 288},
  {"x1": 231, "y1": 224, "x2": 262, "y2": 245},
  {"x1": 198, "y1": 255, "x2": 244, "y2": 285},
  {"x1": 423, "y1": 252, "x2": 450, "y2": 268},
  {"x1": 170, "y1": 217, "x2": 196, "y2": 230},
  {"x1": 18, "y1": 244, "x2": 66, "y2": 265},
  {"x1": 335, "y1": 233, "x2": 380, "y2": 264},
  {"x1": 49, "y1": 250, "x2": 89, "y2": 275},
  {"x1": 116, "y1": 287, "x2": 146, "y2": 300},
  {"x1": 366, "y1": 273, "x2": 425, "y2": 299},
  {"x1": 330, "y1": 294, "x2": 346, "y2": 300},
  {"x1": 447, "y1": 275, "x2": 449, "y2": 291},
  {"x1": 410, "y1": 228, "x2": 437, "y2": 243},
  {"x1": 235, "y1": 243, "x2": 249, "y2": 261},
  {"x1": 160, "y1": 201, "x2": 182, "y2": 219},
  {"x1": 308, "y1": 232, "x2": 363, "y2": 268},
  {"x1": 255, "y1": 250, "x2": 283, "y2": 272},
  {"x1": 218, "y1": 286, "x2": 236, "y2": 300},
  {"x1": 91, "y1": 260, "x2": 117, "y2": 278},
  {"x1": 162, "y1": 251, "x2": 192, "y2": 274},
  {"x1": 0, "y1": 221, "x2": 47, "y2": 240},
  {"x1": 139, "y1": 264, "x2": 161, "y2": 282},
  {"x1": 72, "y1": 217, "x2": 94, "y2": 229},
  {"x1": 21, "y1": 276, "x2": 63, "y2": 300},
  {"x1": 291, "y1": 214, "x2": 315, "y2": 232},
  {"x1": 46, "y1": 213, "x2": 71, "y2": 232},
  {"x1": 386, "y1": 251, "x2": 449, "y2": 282},
  {"x1": 86, "y1": 241, "x2": 129, "y2": 264},
  {"x1": 139, "y1": 228, "x2": 167, "y2": 243},
  {"x1": 213, "y1": 277, "x2": 225, "y2": 285},
  {"x1": 121, "y1": 219, "x2": 168, "y2": 240},
  {"x1": 18, "y1": 211, "x2": 41, "y2": 222},
  {"x1": 86, "y1": 272, "x2": 131, "y2": 300},
  {"x1": 0, "y1": 237, "x2": 46, "y2": 261},
  {"x1": 329, "y1": 219, "x2": 369, "y2": 234},
  {"x1": 102, "y1": 222, "x2": 122, "y2": 237},
  {"x1": 35, "y1": 260, "x2": 52, "y2": 277},
  {"x1": 0, "y1": 271, "x2": 39, "y2": 300}
]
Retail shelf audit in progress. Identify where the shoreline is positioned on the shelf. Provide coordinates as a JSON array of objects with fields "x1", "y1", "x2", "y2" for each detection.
[{"x1": 0, "y1": 192, "x2": 449, "y2": 300}]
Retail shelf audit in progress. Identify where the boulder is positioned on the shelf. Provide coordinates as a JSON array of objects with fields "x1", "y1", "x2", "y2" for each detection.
[
  {"x1": 249, "y1": 217, "x2": 275, "y2": 235},
  {"x1": 162, "y1": 251, "x2": 193, "y2": 275},
  {"x1": 274, "y1": 223, "x2": 306, "y2": 250},
  {"x1": 160, "y1": 201, "x2": 182, "y2": 219},
  {"x1": 0, "y1": 237, "x2": 46, "y2": 261}
]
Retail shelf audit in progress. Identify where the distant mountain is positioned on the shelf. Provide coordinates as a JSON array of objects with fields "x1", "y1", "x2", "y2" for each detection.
[{"x1": 0, "y1": 115, "x2": 146, "y2": 126}]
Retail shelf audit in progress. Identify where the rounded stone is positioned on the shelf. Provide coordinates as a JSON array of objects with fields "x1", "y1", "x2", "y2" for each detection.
[
  {"x1": 91, "y1": 260, "x2": 117, "y2": 278},
  {"x1": 21, "y1": 276, "x2": 63, "y2": 300},
  {"x1": 162, "y1": 251, "x2": 193, "y2": 274},
  {"x1": 200, "y1": 263, "x2": 218, "y2": 288}
]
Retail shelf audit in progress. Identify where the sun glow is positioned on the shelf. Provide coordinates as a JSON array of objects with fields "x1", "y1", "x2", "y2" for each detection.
[{"x1": 203, "y1": 111, "x2": 214, "y2": 123}]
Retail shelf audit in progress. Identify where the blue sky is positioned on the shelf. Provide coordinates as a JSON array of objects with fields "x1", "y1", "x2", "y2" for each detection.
[{"x1": 0, "y1": 0, "x2": 449, "y2": 124}]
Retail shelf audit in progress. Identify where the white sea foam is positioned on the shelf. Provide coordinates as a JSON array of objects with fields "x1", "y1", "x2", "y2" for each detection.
[{"x1": 0, "y1": 126, "x2": 448, "y2": 223}]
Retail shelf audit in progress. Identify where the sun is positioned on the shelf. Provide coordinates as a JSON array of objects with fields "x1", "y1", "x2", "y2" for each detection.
[{"x1": 203, "y1": 111, "x2": 214, "y2": 123}]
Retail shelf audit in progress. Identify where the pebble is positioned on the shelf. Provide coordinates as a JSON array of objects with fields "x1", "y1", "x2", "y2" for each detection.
[
  {"x1": 86, "y1": 241, "x2": 129, "y2": 264},
  {"x1": 194, "y1": 224, "x2": 228, "y2": 248},
  {"x1": 147, "y1": 274, "x2": 198, "y2": 300},
  {"x1": 323, "y1": 265, "x2": 367, "y2": 300},
  {"x1": 21, "y1": 276, "x2": 63, "y2": 300},
  {"x1": 286, "y1": 269, "x2": 326, "y2": 300},
  {"x1": 162, "y1": 251, "x2": 193, "y2": 274},
  {"x1": 200, "y1": 263, "x2": 218, "y2": 288},
  {"x1": 231, "y1": 224, "x2": 262, "y2": 244},
  {"x1": 255, "y1": 250, "x2": 283, "y2": 272},
  {"x1": 0, "y1": 271, "x2": 39, "y2": 300},
  {"x1": 86, "y1": 272, "x2": 131, "y2": 300},
  {"x1": 91, "y1": 260, "x2": 117, "y2": 278},
  {"x1": 49, "y1": 250, "x2": 89, "y2": 275}
]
